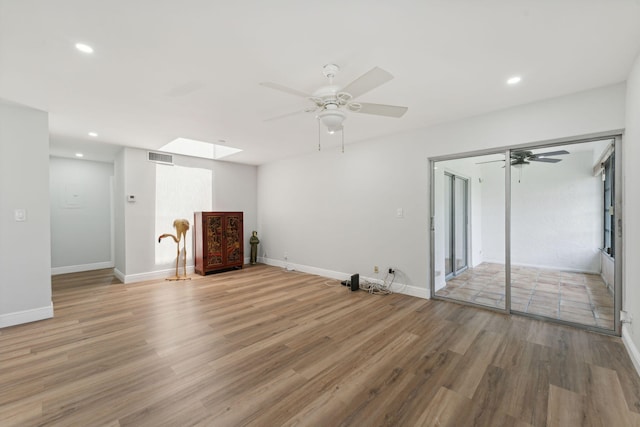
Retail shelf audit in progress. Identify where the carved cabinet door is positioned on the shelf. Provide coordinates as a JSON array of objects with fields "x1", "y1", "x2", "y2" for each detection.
[
  {"x1": 205, "y1": 214, "x2": 224, "y2": 269},
  {"x1": 194, "y1": 211, "x2": 244, "y2": 275},
  {"x1": 224, "y1": 213, "x2": 243, "y2": 266}
]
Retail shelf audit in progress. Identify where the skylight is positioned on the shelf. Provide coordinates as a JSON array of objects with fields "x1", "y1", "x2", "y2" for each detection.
[{"x1": 160, "y1": 138, "x2": 242, "y2": 160}]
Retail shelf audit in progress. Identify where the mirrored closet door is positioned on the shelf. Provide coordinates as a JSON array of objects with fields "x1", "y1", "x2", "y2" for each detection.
[
  {"x1": 432, "y1": 153, "x2": 507, "y2": 312},
  {"x1": 431, "y1": 134, "x2": 622, "y2": 334}
]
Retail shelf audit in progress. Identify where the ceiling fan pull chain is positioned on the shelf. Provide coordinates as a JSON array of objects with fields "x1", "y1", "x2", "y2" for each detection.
[{"x1": 317, "y1": 117, "x2": 321, "y2": 151}]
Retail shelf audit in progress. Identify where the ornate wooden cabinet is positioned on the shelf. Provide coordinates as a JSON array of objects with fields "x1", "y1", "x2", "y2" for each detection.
[{"x1": 194, "y1": 212, "x2": 244, "y2": 275}]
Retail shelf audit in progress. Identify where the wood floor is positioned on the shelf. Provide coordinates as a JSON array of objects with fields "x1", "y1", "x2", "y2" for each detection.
[{"x1": 1, "y1": 265, "x2": 640, "y2": 426}]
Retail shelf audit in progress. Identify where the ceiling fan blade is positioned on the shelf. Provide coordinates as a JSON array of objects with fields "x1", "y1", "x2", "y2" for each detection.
[
  {"x1": 342, "y1": 67, "x2": 394, "y2": 99},
  {"x1": 353, "y1": 102, "x2": 408, "y2": 118},
  {"x1": 535, "y1": 150, "x2": 569, "y2": 157},
  {"x1": 528, "y1": 157, "x2": 562, "y2": 163},
  {"x1": 476, "y1": 159, "x2": 505, "y2": 164},
  {"x1": 259, "y1": 82, "x2": 310, "y2": 98}
]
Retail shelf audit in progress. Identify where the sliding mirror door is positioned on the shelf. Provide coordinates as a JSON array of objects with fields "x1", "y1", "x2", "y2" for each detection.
[
  {"x1": 509, "y1": 140, "x2": 617, "y2": 331},
  {"x1": 431, "y1": 135, "x2": 621, "y2": 334},
  {"x1": 433, "y1": 153, "x2": 507, "y2": 311}
]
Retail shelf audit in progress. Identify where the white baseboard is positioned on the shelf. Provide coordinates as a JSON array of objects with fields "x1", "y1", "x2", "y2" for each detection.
[
  {"x1": 622, "y1": 324, "x2": 640, "y2": 379},
  {"x1": 51, "y1": 261, "x2": 115, "y2": 275},
  {"x1": 122, "y1": 265, "x2": 196, "y2": 284},
  {"x1": 0, "y1": 303, "x2": 54, "y2": 328},
  {"x1": 114, "y1": 268, "x2": 125, "y2": 283},
  {"x1": 482, "y1": 259, "x2": 599, "y2": 275},
  {"x1": 117, "y1": 258, "x2": 430, "y2": 299},
  {"x1": 258, "y1": 257, "x2": 430, "y2": 299},
  {"x1": 359, "y1": 274, "x2": 431, "y2": 299}
]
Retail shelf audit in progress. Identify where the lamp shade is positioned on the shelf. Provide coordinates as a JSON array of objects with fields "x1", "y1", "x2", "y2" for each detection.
[{"x1": 318, "y1": 109, "x2": 346, "y2": 134}]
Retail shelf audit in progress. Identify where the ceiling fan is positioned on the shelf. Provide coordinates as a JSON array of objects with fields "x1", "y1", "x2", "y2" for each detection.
[
  {"x1": 477, "y1": 149, "x2": 570, "y2": 167},
  {"x1": 260, "y1": 64, "x2": 408, "y2": 151},
  {"x1": 476, "y1": 149, "x2": 570, "y2": 183}
]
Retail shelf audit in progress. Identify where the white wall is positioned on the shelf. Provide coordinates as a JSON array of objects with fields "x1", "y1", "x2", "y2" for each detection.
[
  {"x1": 480, "y1": 149, "x2": 601, "y2": 272},
  {"x1": 0, "y1": 101, "x2": 52, "y2": 327},
  {"x1": 478, "y1": 163, "x2": 507, "y2": 267},
  {"x1": 258, "y1": 139, "x2": 428, "y2": 296},
  {"x1": 114, "y1": 149, "x2": 126, "y2": 277},
  {"x1": 50, "y1": 156, "x2": 114, "y2": 273},
  {"x1": 257, "y1": 83, "x2": 625, "y2": 298},
  {"x1": 623, "y1": 52, "x2": 640, "y2": 366},
  {"x1": 114, "y1": 147, "x2": 257, "y2": 282}
]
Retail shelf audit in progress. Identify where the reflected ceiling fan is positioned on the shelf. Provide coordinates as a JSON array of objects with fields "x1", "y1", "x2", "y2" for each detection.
[
  {"x1": 477, "y1": 149, "x2": 570, "y2": 167},
  {"x1": 260, "y1": 64, "x2": 408, "y2": 151},
  {"x1": 476, "y1": 149, "x2": 570, "y2": 183}
]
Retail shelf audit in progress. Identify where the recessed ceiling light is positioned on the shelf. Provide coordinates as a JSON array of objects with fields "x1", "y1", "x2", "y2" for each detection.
[
  {"x1": 507, "y1": 76, "x2": 522, "y2": 85},
  {"x1": 88, "y1": 132, "x2": 98, "y2": 137},
  {"x1": 75, "y1": 43, "x2": 94, "y2": 54},
  {"x1": 75, "y1": 153, "x2": 84, "y2": 158}
]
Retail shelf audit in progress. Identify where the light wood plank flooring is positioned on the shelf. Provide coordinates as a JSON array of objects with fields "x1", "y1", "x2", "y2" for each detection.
[{"x1": 1, "y1": 265, "x2": 639, "y2": 426}]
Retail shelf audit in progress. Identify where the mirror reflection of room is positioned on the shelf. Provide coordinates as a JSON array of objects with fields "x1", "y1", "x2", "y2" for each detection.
[{"x1": 433, "y1": 139, "x2": 615, "y2": 331}]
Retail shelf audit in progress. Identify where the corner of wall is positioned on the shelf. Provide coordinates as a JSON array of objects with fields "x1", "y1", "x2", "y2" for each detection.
[
  {"x1": 0, "y1": 303, "x2": 54, "y2": 329},
  {"x1": 622, "y1": 324, "x2": 640, "y2": 378}
]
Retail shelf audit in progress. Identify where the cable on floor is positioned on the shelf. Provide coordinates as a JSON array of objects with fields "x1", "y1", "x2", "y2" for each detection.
[{"x1": 360, "y1": 271, "x2": 395, "y2": 295}]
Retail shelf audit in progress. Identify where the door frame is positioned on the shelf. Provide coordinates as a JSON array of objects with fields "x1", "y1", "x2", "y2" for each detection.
[
  {"x1": 443, "y1": 172, "x2": 470, "y2": 280},
  {"x1": 429, "y1": 130, "x2": 624, "y2": 335}
]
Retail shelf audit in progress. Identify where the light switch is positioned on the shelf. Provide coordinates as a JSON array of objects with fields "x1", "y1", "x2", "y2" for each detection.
[
  {"x1": 396, "y1": 208, "x2": 404, "y2": 218},
  {"x1": 14, "y1": 208, "x2": 26, "y2": 222}
]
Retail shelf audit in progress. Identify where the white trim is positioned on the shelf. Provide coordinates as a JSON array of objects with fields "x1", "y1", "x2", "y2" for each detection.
[
  {"x1": 482, "y1": 259, "x2": 599, "y2": 275},
  {"x1": 122, "y1": 265, "x2": 196, "y2": 284},
  {"x1": 622, "y1": 324, "x2": 640, "y2": 379},
  {"x1": 359, "y1": 274, "x2": 431, "y2": 299},
  {"x1": 110, "y1": 176, "x2": 115, "y2": 269},
  {"x1": 114, "y1": 268, "x2": 125, "y2": 283},
  {"x1": 0, "y1": 303, "x2": 53, "y2": 328},
  {"x1": 51, "y1": 261, "x2": 115, "y2": 275},
  {"x1": 258, "y1": 257, "x2": 430, "y2": 299},
  {"x1": 117, "y1": 258, "x2": 431, "y2": 299}
]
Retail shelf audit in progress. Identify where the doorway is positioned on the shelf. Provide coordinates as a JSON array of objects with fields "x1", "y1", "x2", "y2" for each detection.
[
  {"x1": 430, "y1": 133, "x2": 622, "y2": 335},
  {"x1": 444, "y1": 173, "x2": 469, "y2": 279}
]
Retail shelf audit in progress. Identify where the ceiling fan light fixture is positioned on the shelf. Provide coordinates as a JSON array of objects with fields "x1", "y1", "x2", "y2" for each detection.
[{"x1": 317, "y1": 109, "x2": 346, "y2": 134}]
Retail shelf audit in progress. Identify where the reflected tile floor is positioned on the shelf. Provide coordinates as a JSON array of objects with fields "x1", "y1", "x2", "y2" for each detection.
[{"x1": 435, "y1": 263, "x2": 614, "y2": 329}]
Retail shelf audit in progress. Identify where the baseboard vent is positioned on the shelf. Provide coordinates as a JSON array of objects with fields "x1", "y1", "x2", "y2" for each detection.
[{"x1": 148, "y1": 151, "x2": 173, "y2": 165}]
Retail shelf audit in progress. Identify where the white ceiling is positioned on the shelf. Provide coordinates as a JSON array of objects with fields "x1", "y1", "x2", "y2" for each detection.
[{"x1": 1, "y1": 1, "x2": 639, "y2": 165}]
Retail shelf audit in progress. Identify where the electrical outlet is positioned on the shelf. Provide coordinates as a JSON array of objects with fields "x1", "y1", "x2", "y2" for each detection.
[{"x1": 374, "y1": 266, "x2": 379, "y2": 274}]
